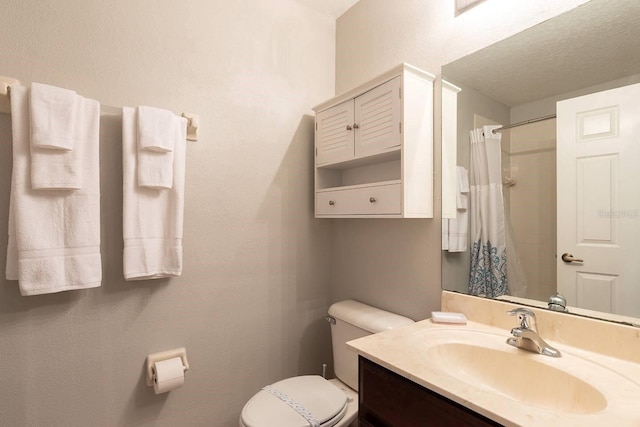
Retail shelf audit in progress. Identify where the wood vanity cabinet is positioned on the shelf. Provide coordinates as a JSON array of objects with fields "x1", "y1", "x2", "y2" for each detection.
[
  {"x1": 358, "y1": 356, "x2": 503, "y2": 427},
  {"x1": 313, "y1": 63, "x2": 435, "y2": 218}
]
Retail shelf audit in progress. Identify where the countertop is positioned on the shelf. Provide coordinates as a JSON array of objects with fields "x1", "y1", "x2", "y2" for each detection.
[{"x1": 347, "y1": 318, "x2": 640, "y2": 427}]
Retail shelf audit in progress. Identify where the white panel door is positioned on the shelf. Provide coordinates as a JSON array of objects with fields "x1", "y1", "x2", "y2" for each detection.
[
  {"x1": 557, "y1": 83, "x2": 640, "y2": 317},
  {"x1": 354, "y1": 77, "x2": 401, "y2": 158},
  {"x1": 316, "y1": 99, "x2": 354, "y2": 165}
]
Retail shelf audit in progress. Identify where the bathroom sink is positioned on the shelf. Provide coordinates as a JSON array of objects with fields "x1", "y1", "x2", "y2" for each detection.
[
  {"x1": 425, "y1": 341, "x2": 605, "y2": 414},
  {"x1": 415, "y1": 328, "x2": 639, "y2": 416},
  {"x1": 348, "y1": 315, "x2": 640, "y2": 426}
]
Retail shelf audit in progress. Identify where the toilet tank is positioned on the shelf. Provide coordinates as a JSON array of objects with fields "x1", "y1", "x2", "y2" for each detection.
[{"x1": 328, "y1": 300, "x2": 414, "y2": 391}]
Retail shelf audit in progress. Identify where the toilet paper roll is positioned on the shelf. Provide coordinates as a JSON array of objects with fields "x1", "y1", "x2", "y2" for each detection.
[{"x1": 153, "y1": 357, "x2": 185, "y2": 394}]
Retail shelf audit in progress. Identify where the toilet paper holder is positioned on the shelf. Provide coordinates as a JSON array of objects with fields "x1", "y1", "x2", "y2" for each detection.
[{"x1": 145, "y1": 347, "x2": 190, "y2": 387}]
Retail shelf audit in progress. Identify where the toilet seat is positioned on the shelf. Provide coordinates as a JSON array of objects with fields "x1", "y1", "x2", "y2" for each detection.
[{"x1": 240, "y1": 375, "x2": 348, "y2": 427}]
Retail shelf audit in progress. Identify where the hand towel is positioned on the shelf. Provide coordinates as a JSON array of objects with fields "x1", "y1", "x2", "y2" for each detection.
[
  {"x1": 30, "y1": 82, "x2": 78, "y2": 150},
  {"x1": 30, "y1": 98, "x2": 85, "y2": 190},
  {"x1": 137, "y1": 144, "x2": 174, "y2": 189},
  {"x1": 123, "y1": 107, "x2": 186, "y2": 280},
  {"x1": 6, "y1": 85, "x2": 102, "y2": 295},
  {"x1": 137, "y1": 106, "x2": 175, "y2": 189},
  {"x1": 456, "y1": 166, "x2": 469, "y2": 211},
  {"x1": 137, "y1": 106, "x2": 175, "y2": 152},
  {"x1": 442, "y1": 166, "x2": 470, "y2": 252},
  {"x1": 30, "y1": 83, "x2": 85, "y2": 189},
  {"x1": 442, "y1": 211, "x2": 469, "y2": 252},
  {"x1": 442, "y1": 218, "x2": 449, "y2": 251}
]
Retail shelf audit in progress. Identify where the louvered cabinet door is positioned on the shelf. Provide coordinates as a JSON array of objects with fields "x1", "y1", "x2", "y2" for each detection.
[
  {"x1": 315, "y1": 99, "x2": 355, "y2": 165},
  {"x1": 312, "y1": 63, "x2": 435, "y2": 218},
  {"x1": 354, "y1": 76, "x2": 401, "y2": 158}
]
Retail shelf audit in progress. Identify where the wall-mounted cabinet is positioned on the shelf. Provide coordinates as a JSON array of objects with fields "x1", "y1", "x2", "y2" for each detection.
[{"x1": 313, "y1": 63, "x2": 435, "y2": 218}]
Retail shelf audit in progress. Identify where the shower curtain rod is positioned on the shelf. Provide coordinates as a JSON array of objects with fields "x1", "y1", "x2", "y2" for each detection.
[{"x1": 491, "y1": 113, "x2": 557, "y2": 134}]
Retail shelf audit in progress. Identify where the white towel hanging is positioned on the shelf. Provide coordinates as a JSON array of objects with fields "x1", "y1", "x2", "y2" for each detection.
[
  {"x1": 122, "y1": 107, "x2": 187, "y2": 280},
  {"x1": 6, "y1": 85, "x2": 102, "y2": 295}
]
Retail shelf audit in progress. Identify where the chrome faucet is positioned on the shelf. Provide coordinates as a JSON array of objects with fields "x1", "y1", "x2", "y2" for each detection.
[{"x1": 506, "y1": 308, "x2": 561, "y2": 358}]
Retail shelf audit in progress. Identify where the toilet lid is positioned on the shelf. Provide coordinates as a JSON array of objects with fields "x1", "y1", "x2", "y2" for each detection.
[{"x1": 241, "y1": 375, "x2": 348, "y2": 427}]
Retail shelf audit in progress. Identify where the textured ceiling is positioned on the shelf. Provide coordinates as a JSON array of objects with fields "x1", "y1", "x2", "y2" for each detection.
[
  {"x1": 292, "y1": 0, "x2": 360, "y2": 18},
  {"x1": 443, "y1": 0, "x2": 640, "y2": 107}
]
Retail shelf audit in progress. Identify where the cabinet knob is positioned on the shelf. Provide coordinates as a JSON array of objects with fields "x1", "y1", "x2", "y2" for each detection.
[
  {"x1": 329, "y1": 200, "x2": 335, "y2": 206},
  {"x1": 369, "y1": 197, "x2": 376, "y2": 203},
  {"x1": 353, "y1": 123, "x2": 360, "y2": 130},
  {"x1": 346, "y1": 125, "x2": 353, "y2": 131}
]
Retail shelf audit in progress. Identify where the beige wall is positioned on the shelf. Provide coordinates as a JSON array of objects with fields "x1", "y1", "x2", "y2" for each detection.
[
  {"x1": 0, "y1": 0, "x2": 596, "y2": 425},
  {"x1": 0, "y1": 1, "x2": 335, "y2": 426},
  {"x1": 334, "y1": 0, "x2": 590, "y2": 321}
]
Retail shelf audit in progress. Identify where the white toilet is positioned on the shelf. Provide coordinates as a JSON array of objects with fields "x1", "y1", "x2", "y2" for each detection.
[{"x1": 239, "y1": 300, "x2": 414, "y2": 427}]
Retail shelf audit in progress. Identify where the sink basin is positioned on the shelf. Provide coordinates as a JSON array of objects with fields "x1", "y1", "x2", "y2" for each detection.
[
  {"x1": 425, "y1": 341, "x2": 606, "y2": 414},
  {"x1": 414, "y1": 328, "x2": 640, "y2": 417}
]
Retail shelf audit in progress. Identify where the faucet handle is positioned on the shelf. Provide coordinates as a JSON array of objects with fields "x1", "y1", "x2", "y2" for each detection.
[{"x1": 507, "y1": 307, "x2": 536, "y2": 329}]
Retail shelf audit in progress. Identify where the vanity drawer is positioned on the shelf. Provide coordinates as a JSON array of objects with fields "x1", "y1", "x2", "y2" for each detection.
[{"x1": 316, "y1": 183, "x2": 401, "y2": 216}]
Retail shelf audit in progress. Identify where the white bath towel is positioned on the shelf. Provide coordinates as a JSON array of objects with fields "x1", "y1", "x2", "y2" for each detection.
[
  {"x1": 5, "y1": 190, "x2": 18, "y2": 281},
  {"x1": 123, "y1": 107, "x2": 186, "y2": 280},
  {"x1": 30, "y1": 82, "x2": 78, "y2": 150},
  {"x1": 6, "y1": 85, "x2": 102, "y2": 295}
]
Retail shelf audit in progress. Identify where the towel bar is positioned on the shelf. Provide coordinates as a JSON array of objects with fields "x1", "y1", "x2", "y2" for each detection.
[
  {"x1": 0, "y1": 76, "x2": 199, "y2": 141},
  {"x1": 0, "y1": 76, "x2": 20, "y2": 114}
]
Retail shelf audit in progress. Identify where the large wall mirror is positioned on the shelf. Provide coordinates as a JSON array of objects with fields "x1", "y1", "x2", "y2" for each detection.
[{"x1": 441, "y1": 0, "x2": 640, "y2": 326}]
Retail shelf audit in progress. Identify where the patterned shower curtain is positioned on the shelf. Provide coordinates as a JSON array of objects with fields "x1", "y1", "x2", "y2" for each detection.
[{"x1": 468, "y1": 125, "x2": 508, "y2": 297}]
